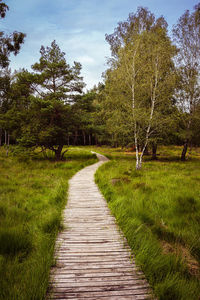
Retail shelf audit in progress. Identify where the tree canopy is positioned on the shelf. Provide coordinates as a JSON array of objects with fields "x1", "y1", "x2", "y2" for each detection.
[
  {"x1": 0, "y1": 2, "x2": 200, "y2": 165},
  {"x1": 104, "y1": 7, "x2": 177, "y2": 169},
  {"x1": 173, "y1": 3, "x2": 200, "y2": 160},
  {"x1": 16, "y1": 41, "x2": 85, "y2": 160}
]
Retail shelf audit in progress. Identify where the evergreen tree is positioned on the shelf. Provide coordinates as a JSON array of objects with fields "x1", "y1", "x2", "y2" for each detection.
[{"x1": 18, "y1": 41, "x2": 85, "y2": 160}]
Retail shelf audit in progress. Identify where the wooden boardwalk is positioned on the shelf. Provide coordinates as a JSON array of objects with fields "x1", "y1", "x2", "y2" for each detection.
[{"x1": 48, "y1": 153, "x2": 152, "y2": 299}]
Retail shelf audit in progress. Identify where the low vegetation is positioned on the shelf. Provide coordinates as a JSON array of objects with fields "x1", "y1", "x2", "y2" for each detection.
[
  {"x1": 95, "y1": 146, "x2": 200, "y2": 300},
  {"x1": 0, "y1": 148, "x2": 97, "y2": 300}
]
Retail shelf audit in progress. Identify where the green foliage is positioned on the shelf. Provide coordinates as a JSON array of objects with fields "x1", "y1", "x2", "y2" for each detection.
[
  {"x1": 104, "y1": 7, "x2": 178, "y2": 168},
  {"x1": 32, "y1": 40, "x2": 85, "y2": 101},
  {"x1": 0, "y1": 40, "x2": 85, "y2": 159},
  {"x1": 0, "y1": 0, "x2": 25, "y2": 151},
  {"x1": 0, "y1": 0, "x2": 25, "y2": 68},
  {"x1": 173, "y1": 4, "x2": 200, "y2": 157}
]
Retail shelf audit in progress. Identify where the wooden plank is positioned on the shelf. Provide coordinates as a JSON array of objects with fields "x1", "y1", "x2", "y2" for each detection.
[
  {"x1": 54, "y1": 253, "x2": 132, "y2": 258},
  {"x1": 54, "y1": 264, "x2": 136, "y2": 270},
  {"x1": 50, "y1": 274, "x2": 145, "y2": 281},
  {"x1": 51, "y1": 279, "x2": 148, "y2": 287},
  {"x1": 55, "y1": 250, "x2": 131, "y2": 254},
  {"x1": 50, "y1": 267, "x2": 138, "y2": 276},
  {"x1": 54, "y1": 257, "x2": 132, "y2": 262},
  {"x1": 49, "y1": 296, "x2": 151, "y2": 300},
  {"x1": 51, "y1": 288, "x2": 150, "y2": 297},
  {"x1": 52, "y1": 286, "x2": 150, "y2": 294},
  {"x1": 54, "y1": 250, "x2": 132, "y2": 255},
  {"x1": 51, "y1": 275, "x2": 144, "y2": 283},
  {"x1": 49, "y1": 297, "x2": 151, "y2": 300}
]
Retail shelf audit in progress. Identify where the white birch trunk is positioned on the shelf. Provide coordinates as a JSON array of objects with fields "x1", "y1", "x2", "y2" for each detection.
[
  {"x1": 129, "y1": 43, "x2": 140, "y2": 170},
  {"x1": 137, "y1": 57, "x2": 159, "y2": 169},
  {"x1": 124, "y1": 40, "x2": 159, "y2": 170}
]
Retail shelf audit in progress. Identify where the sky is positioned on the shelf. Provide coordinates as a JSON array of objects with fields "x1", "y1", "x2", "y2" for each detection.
[{"x1": 1, "y1": 0, "x2": 198, "y2": 90}]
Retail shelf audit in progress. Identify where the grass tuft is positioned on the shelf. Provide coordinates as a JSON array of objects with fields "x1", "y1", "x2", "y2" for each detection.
[
  {"x1": 0, "y1": 227, "x2": 33, "y2": 257},
  {"x1": 175, "y1": 196, "x2": 198, "y2": 214},
  {"x1": 42, "y1": 212, "x2": 61, "y2": 234}
]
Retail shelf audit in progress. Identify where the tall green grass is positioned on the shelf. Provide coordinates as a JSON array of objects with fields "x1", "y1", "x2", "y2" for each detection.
[
  {"x1": 0, "y1": 147, "x2": 97, "y2": 300},
  {"x1": 95, "y1": 146, "x2": 200, "y2": 300}
]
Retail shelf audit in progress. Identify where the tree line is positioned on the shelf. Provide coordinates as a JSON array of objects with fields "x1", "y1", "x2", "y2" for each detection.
[{"x1": 0, "y1": 1, "x2": 200, "y2": 168}]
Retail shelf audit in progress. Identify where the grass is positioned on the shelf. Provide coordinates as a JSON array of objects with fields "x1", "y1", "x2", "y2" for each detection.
[
  {"x1": 94, "y1": 145, "x2": 200, "y2": 300},
  {"x1": 0, "y1": 147, "x2": 97, "y2": 300}
]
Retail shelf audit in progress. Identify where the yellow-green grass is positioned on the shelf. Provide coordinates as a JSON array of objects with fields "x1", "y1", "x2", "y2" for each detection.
[
  {"x1": 0, "y1": 147, "x2": 97, "y2": 300},
  {"x1": 94, "y1": 146, "x2": 200, "y2": 300},
  {"x1": 90, "y1": 145, "x2": 199, "y2": 161}
]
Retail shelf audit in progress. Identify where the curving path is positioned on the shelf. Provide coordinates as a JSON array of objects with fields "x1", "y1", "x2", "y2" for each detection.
[{"x1": 48, "y1": 153, "x2": 152, "y2": 299}]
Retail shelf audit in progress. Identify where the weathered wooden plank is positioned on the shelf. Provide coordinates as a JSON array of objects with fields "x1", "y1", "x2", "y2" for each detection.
[
  {"x1": 49, "y1": 295, "x2": 151, "y2": 300},
  {"x1": 50, "y1": 296, "x2": 151, "y2": 300},
  {"x1": 50, "y1": 288, "x2": 150, "y2": 297},
  {"x1": 55, "y1": 250, "x2": 131, "y2": 255},
  {"x1": 57, "y1": 236, "x2": 122, "y2": 240},
  {"x1": 50, "y1": 274, "x2": 145, "y2": 282},
  {"x1": 56, "y1": 246, "x2": 129, "y2": 251},
  {"x1": 50, "y1": 267, "x2": 138, "y2": 276},
  {"x1": 55, "y1": 250, "x2": 132, "y2": 255},
  {"x1": 54, "y1": 264, "x2": 136, "y2": 271},
  {"x1": 51, "y1": 266, "x2": 137, "y2": 272},
  {"x1": 50, "y1": 297, "x2": 151, "y2": 300},
  {"x1": 57, "y1": 236, "x2": 122, "y2": 241},
  {"x1": 51, "y1": 279, "x2": 148, "y2": 287},
  {"x1": 51, "y1": 275, "x2": 144, "y2": 283},
  {"x1": 54, "y1": 257, "x2": 132, "y2": 263}
]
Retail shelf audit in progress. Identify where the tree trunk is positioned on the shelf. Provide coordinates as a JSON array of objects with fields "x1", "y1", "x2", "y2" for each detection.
[
  {"x1": 144, "y1": 145, "x2": 149, "y2": 155},
  {"x1": 181, "y1": 141, "x2": 188, "y2": 161},
  {"x1": 0, "y1": 128, "x2": 2, "y2": 146},
  {"x1": 83, "y1": 131, "x2": 86, "y2": 146},
  {"x1": 4, "y1": 130, "x2": 7, "y2": 145},
  {"x1": 95, "y1": 135, "x2": 98, "y2": 146},
  {"x1": 89, "y1": 134, "x2": 91, "y2": 146},
  {"x1": 54, "y1": 145, "x2": 63, "y2": 160},
  {"x1": 74, "y1": 131, "x2": 78, "y2": 145},
  {"x1": 152, "y1": 142, "x2": 157, "y2": 160},
  {"x1": 136, "y1": 160, "x2": 141, "y2": 170},
  {"x1": 6, "y1": 134, "x2": 10, "y2": 156}
]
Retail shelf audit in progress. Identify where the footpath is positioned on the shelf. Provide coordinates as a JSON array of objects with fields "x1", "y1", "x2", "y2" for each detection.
[{"x1": 48, "y1": 153, "x2": 152, "y2": 299}]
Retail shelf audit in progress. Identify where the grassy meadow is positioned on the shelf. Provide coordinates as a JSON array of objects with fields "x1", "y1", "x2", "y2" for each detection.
[
  {"x1": 94, "y1": 145, "x2": 200, "y2": 300},
  {"x1": 0, "y1": 147, "x2": 97, "y2": 300}
]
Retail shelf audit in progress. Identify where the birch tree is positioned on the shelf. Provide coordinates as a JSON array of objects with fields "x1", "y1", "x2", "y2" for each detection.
[
  {"x1": 173, "y1": 3, "x2": 200, "y2": 160},
  {"x1": 106, "y1": 7, "x2": 176, "y2": 169}
]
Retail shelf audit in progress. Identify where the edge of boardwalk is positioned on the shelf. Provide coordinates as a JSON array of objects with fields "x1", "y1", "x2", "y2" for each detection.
[{"x1": 47, "y1": 152, "x2": 154, "y2": 300}]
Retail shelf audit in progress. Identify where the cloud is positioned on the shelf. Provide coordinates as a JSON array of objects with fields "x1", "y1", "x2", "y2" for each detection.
[
  {"x1": 77, "y1": 56, "x2": 95, "y2": 65},
  {"x1": 4, "y1": 0, "x2": 199, "y2": 90}
]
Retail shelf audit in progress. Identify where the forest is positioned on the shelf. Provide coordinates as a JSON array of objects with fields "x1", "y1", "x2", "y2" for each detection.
[
  {"x1": 0, "y1": 1, "x2": 200, "y2": 300},
  {"x1": 0, "y1": 3, "x2": 199, "y2": 168}
]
